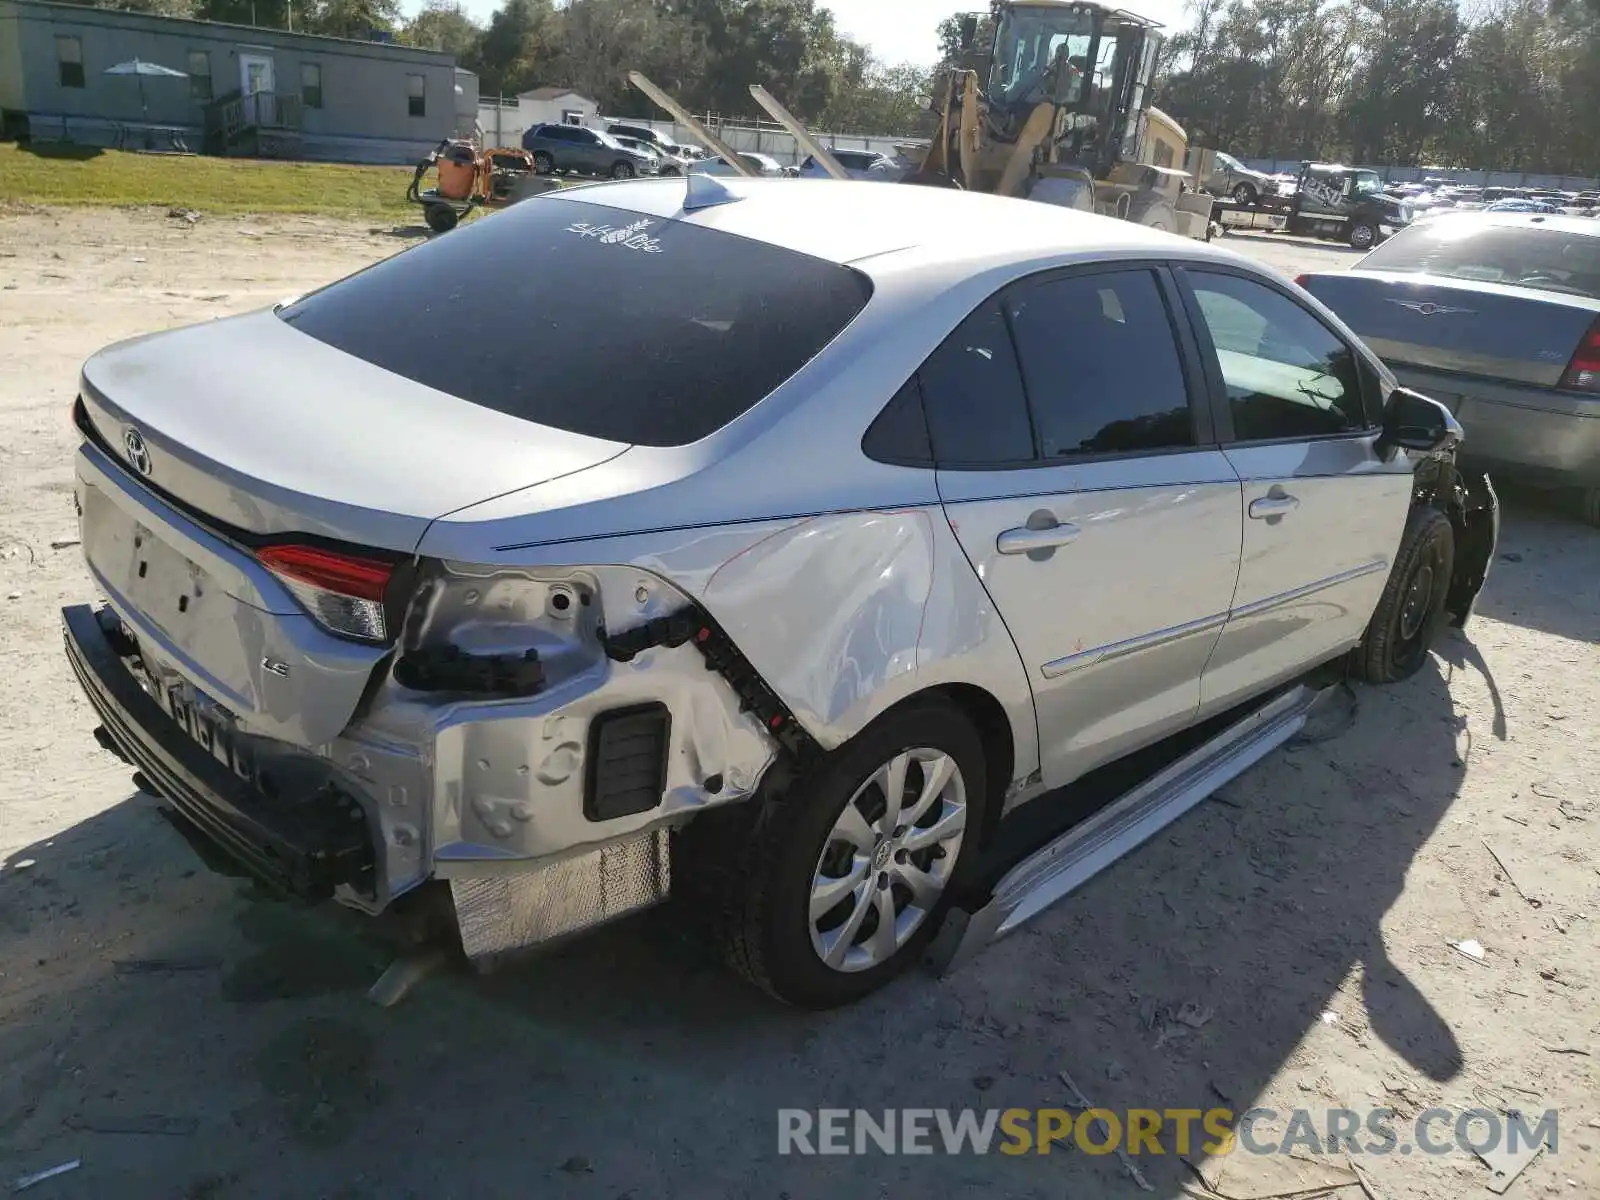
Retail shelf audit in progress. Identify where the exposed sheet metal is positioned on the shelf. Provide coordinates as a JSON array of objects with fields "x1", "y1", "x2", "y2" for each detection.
[{"x1": 451, "y1": 829, "x2": 671, "y2": 961}]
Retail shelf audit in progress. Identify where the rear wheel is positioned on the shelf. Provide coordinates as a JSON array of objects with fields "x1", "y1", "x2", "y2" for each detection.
[
  {"x1": 611, "y1": 161, "x2": 636, "y2": 179},
  {"x1": 1349, "y1": 220, "x2": 1378, "y2": 250},
  {"x1": 1352, "y1": 506, "x2": 1455, "y2": 683},
  {"x1": 682, "y1": 699, "x2": 988, "y2": 1009},
  {"x1": 532, "y1": 151, "x2": 554, "y2": 175},
  {"x1": 422, "y1": 203, "x2": 458, "y2": 233}
]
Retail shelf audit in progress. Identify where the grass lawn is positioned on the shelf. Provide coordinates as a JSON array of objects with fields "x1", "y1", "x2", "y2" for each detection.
[{"x1": 0, "y1": 141, "x2": 417, "y2": 220}]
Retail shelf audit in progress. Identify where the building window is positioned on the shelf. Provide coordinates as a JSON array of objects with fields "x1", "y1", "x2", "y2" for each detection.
[
  {"x1": 301, "y1": 62, "x2": 322, "y2": 109},
  {"x1": 57, "y1": 36, "x2": 85, "y2": 89},
  {"x1": 187, "y1": 51, "x2": 212, "y2": 102},
  {"x1": 561, "y1": 108, "x2": 583, "y2": 125},
  {"x1": 406, "y1": 73, "x2": 425, "y2": 117}
]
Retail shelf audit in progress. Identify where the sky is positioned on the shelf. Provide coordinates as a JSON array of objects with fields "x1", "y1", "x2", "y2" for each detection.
[{"x1": 401, "y1": 0, "x2": 1192, "y2": 68}]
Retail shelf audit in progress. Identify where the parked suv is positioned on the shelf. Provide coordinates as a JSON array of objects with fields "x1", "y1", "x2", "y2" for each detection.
[
  {"x1": 521, "y1": 123, "x2": 658, "y2": 179},
  {"x1": 60, "y1": 181, "x2": 1497, "y2": 1010},
  {"x1": 798, "y1": 148, "x2": 898, "y2": 181}
]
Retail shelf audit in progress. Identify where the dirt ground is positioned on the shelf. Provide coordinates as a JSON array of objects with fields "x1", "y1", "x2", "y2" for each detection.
[{"x1": 0, "y1": 207, "x2": 1596, "y2": 1200}]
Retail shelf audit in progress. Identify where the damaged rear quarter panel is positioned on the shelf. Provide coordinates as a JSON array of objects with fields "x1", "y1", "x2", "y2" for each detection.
[{"x1": 458, "y1": 510, "x2": 1040, "y2": 795}]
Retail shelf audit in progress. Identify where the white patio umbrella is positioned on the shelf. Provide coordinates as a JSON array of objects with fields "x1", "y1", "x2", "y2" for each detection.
[{"x1": 104, "y1": 58, "x2": 188, "y2": 121}]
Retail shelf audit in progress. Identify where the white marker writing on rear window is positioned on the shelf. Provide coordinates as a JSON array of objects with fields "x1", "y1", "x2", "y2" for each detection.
[{"x1": 566, "y1": 218, "x2": 664, "y2": 253}]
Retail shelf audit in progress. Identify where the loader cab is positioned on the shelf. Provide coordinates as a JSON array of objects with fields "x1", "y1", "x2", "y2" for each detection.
[{"x1": 983, "y1": 0, "x2": 1163, "y2": 180}]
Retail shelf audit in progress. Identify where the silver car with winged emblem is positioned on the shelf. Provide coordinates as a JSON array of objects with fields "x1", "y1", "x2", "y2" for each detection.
[
  {"x1": 1299, "y1": 212, "x2": 1600, "y2": 524},
  {"x1": 61, "y1": 174, "x2": 1497, "y2": 1009}
]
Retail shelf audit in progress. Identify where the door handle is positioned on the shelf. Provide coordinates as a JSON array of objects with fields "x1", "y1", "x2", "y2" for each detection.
[
  {"x1": 1248, "y1": 494, "x2": 1300, "y2": 519},
  {"x1": 997, "y1": 522, "x2": 1080, "y2": 555}
]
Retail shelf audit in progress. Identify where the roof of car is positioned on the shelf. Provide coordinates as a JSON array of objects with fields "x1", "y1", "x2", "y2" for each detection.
[{"x1": 544, "y1": 176, "x2": 1240, "y2": 271}]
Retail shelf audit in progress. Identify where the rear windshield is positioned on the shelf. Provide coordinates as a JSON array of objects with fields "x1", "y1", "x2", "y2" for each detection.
[
  {"x1": 1361, "y1": 221, "x2": 1600, "y2": 299},
  {"x1": 277, "y1": 196, "x2": 871, "y2": 446}
]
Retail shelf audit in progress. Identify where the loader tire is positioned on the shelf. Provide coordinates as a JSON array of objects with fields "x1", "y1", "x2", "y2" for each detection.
[
  {"x1": 423, "y1": 203, "x2": 458, "y2": 233},
  {"x1": 676, "y1": 699, "x2": 988, "y2": 1009},
  {"x1": 1351, "y1": 506, "x2": 1454, "y2": 683}
]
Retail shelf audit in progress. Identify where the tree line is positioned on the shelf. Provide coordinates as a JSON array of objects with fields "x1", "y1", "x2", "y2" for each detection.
[
  {"x1": 1158, "y1": 0, "x2": 1600, "y2": 175},
  {"x1": 59, "y1": 0, "x2": 1600, "y2": 171}
]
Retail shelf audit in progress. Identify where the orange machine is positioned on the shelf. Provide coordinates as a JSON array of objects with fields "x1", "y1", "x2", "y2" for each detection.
[{"x1": 405, "y1": 139, "x2": 545, "y2": 233}]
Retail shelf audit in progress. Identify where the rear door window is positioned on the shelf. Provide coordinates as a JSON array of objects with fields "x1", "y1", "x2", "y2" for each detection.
[
  {"x1": 917, "y1": 303, "x2": 1036, "y2": 466},
  {"x1": 1004, "y1": 269, "x2": 1196, "y2": 457},
  {"x1": 278, "y1": 196, "x2": 872, "y2": 447}
]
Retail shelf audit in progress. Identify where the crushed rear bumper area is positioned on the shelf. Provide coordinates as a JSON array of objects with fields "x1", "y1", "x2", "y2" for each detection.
[{"x1": 62, "y1": 603, "x2": 374, "y2": 900}]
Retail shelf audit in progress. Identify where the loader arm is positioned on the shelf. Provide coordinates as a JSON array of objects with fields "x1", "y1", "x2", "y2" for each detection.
[
  {"x1": 994, "y1": 100, "x2": 1057, "y2": 197},
  {"x1": 627, "y1": 72, "x2": 761, "y2": 178},
  {"x1": 747, "y1": 85, "x2": 850, "y2": 180}
]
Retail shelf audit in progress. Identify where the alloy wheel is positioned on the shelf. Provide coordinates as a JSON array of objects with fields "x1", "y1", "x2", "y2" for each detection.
[{"x1": 808, "y1": 748, "x2": 967, "y2": 974}]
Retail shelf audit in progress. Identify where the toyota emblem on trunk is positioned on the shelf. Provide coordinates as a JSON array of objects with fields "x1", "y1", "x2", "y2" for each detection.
[{"x1": 123, "y1": 428, "x2": 152, "y2": 476}]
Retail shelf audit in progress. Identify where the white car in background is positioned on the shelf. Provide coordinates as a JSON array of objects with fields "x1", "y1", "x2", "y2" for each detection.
[
  {"x1": 798, "y1": 148, "x2": 899, "y2": 181},
  {"x1": 689, "y1": 151, "x2": 788, "y2": 178}
]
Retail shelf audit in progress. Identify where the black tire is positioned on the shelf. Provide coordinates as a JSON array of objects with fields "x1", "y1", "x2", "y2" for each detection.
[
  {"x1": 611, "y1": 160, "x2": 636, "y2": 179},
  {"x1": 1232, "y1": 182, "x2": 1258, "y2": 206},
  {"x1": 658, "y1": 165, "x2": 681, "y2": 177},
  {"x1": 681, "y1": 699, "x2": 989, "y2": 1009},
  {"x1": 422, "y1": 203, "x2": 458, "y2": 233},
  {"x1": 1351, "y1": 506, "x2": 1455, "y2": 683},
  {"x1": 532, "y1": 151, "x2": 554, "y2": 175},
  {"x1": 1349, "y1": 220, "x2": 1378, "y2": 250}
]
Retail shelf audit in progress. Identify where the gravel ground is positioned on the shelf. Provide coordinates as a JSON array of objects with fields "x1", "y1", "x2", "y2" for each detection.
[{"x1": 0, "y1": 207, "x2": 1595, "y2": 1200}]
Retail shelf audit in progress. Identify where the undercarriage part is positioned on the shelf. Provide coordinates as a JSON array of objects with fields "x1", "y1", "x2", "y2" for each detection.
[
  {"x1": 926, "y1": 682, "x2": 1333, "y2": 977},
  {"x1": 392, "y1": 643, "x2": 545, "y2": 696},
  {"x1": 601, "y1": 607, "x2": 823, "y2": 769},
  {"x1": 449, "y1": 829, "x2": 671, "y2": 964},
  {"x1": 584, "y1": 703, "x2": 672, "y2": 822}
]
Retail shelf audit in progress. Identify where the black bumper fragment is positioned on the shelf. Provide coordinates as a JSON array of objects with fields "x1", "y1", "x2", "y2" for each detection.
[{"x1": 61, "y1": 604, "x2": 373, "y2": 900}]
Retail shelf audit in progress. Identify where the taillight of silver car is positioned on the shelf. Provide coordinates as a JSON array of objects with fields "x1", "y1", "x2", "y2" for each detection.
[
  {"x1": 1560, "y1": 317, "x2": 1600, "y2": 392},
  {"x1": 257, "y1": 543, "x2": 397, "y2": 643}
]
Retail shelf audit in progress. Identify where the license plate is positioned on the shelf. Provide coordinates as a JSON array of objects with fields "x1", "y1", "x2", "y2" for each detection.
[{"x1": 161, "y1": 679, "x2": 254, "y2": 783}]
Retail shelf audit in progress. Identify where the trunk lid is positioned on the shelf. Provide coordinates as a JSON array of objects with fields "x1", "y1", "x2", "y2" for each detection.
[
  {"x1": 76, "y1": 309, "x2": 627, "y2": 747},
  {"x1": 1301, "y1": 269, "x2": 1598, "y2": 389},
  {"x1": 80, "y1": 308, "x2": 629, "y2": 553}
]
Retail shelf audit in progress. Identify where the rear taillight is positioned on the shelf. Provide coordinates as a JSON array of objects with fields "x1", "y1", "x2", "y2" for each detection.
[
  {"x1": 1293, "y1": 274, "x2": 1310, "y2": 288},
  {"x1": 257, "y1": 543, "x2": 396, "y2": 643},
  {"x1": 1560, "y1": 317, "x2": 1600, "y2": 393}
]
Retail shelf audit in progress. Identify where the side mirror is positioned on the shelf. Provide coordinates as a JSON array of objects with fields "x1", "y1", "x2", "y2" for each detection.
[
  {"x1": 959, "y1": 14, "x2": 978, "y2": 49},
  {"x1": 1377, "y1": 386, "x2": 1462, "y2": 460}
]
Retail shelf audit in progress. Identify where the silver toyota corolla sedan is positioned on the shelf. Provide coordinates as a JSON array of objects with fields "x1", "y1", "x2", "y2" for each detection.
[{"x1": 62, "y1": 175, "x2": 1498, "y2": 1008}]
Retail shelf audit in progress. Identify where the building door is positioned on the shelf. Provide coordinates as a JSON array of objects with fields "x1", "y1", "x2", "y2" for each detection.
[{"x1": 239, "y1": 54, "x2": 275, "y2": 125}]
